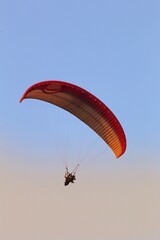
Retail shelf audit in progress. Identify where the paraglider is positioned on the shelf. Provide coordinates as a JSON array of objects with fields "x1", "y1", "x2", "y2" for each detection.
[
  {"x1": 20, "y1": 80, "x2": 127, "y2": 185},
  {"x1": 64, "y1": 167, "x2": 76, "y2": 186},
  {"x1": 64, "y1": 172, "x2": 76, "y2": 186},
  {"x1": 64, "y1": 164, "x2": 79, "y2": 186}
]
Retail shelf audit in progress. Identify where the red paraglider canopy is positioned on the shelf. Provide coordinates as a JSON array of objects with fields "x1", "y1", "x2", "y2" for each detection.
[{"x1": 20, "y1": 80, "x2": 126, "y2": 158}]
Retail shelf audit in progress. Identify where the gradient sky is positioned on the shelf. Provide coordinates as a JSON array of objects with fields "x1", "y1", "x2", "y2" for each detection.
[{"x1": 0, "y1": 0, "x2": 160, "y2": 239}]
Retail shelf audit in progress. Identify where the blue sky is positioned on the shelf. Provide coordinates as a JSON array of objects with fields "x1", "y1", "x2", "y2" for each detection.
[
  {"x1": 1, "y1": 0, "x2": 159, "y2": 166},
  {"x1": 0, "y1": 0, "x2": 160, "y2": 239}
]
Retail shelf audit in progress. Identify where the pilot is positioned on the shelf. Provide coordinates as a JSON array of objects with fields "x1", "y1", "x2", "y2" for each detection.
[{"x1": 64, "y1": 167, "x2": 76, "y2": 186}]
